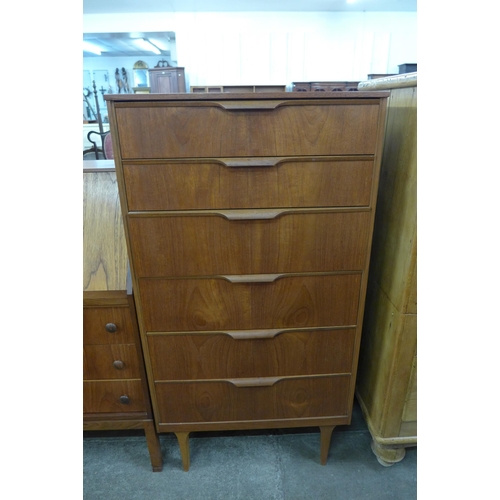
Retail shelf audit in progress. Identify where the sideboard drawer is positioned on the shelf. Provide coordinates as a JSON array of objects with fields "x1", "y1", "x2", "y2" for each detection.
[
  {"x1": 139, "y1": 273, "x2": 361, "y2": 332},
  {"x1": 122, "y1": 158, "x2": 374, "y2": 211},
  {"x1": 83, "y1": 344, "x2": 142, "y2": 380},
  {"x1": 148, "y1": 328, "x2": 355, "y2": 380},
  {"x1": 114, "y1": 101, "x2": 381, "y2": 158},
  {"x1": 154, "y1": 375, "x2": 351, "y2": 425},
  {"x1": 83, "y1": 306, "x2": 136, "y2": 345},
  {"x1": 128, "y1": 211, "x2": 371, "y2": 277},
  {"x1": 83, "y1": 380, "x2": 146, "y2": 413}
]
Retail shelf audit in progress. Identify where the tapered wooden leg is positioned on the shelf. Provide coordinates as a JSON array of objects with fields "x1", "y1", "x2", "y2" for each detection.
[
  {"x1": 144, "y1": 420, "x2": 163, "y2": 472},
  {"x1": 319, "y1": 426, "x2": 335, "y2": 465},
  {"x1": 175, "y1": 432, "x2": 191, "y2": 471}
]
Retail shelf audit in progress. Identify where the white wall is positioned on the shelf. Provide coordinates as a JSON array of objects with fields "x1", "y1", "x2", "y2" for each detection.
[{"x1": 83, "y1": 11, "x2": 416, "y2": 90}]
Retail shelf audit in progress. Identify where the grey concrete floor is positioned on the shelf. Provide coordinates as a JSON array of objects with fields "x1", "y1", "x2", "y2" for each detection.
[{"x1": 83, "y1": 401, "x2": 416, "y2": 500}]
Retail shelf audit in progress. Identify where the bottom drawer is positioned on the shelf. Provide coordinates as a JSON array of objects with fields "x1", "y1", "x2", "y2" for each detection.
[
  {"x1": 154, "y1": 375, "x2": 350, "y2": 424},
  {"x1": 83, "y1": 380, "x2": 146, "y2": 413}
]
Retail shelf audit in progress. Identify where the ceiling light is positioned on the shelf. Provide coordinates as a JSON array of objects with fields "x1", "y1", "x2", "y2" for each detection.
[
  {"x1": 83, "y1": 41, "x2": 102, "y2": 55},
  {"x1": 134, "y1": 38, "x2": 161, "y2": 55}
]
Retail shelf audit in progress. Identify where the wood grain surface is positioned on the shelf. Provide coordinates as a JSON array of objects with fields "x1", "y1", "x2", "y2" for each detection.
[
  {"x1": 122, "y1": 157, "x2": 373, "y2": 211},
  {"x1": 115, "y1": 102, "x2": 380, "y2": 158},
  {"x1": 154, "y1": 375, "x2": 351, "y2": 424},
  {"x1": 138, "y1": 273, "x2": 361, "y2": 332},
  {"x1": 127, "y1": 211, "x2": 371, "y2": 277},
  {"x1": 83, "y1": 171, "x2": 128, "y2": 292},
  {"x1": 83, "y1": 380, "x2": 146, "y2": 413},
  {"x1": 147, "y1": 328, "x2": 355, "y2": 380},
  {"x1": 83, "y1": 344, "x2": 141, "y2": 380},
  {"x1": 83, "y1": 306, "x2": 136, "y2": 345}
]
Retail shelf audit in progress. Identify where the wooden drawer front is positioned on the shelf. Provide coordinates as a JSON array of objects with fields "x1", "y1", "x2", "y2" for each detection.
[
  {"x1": 148, "y1": 328, "x2": 355, "y2": 380},
  {"x1": 83, "y1": 344, "x2": 141, "y2": 380},
  {"x1": 154, "y1": 375, "x2": 351, "y2": 424},
  {"x1": 115, "y1": 102, "x2": 380, "y2": 158},
  {"x1": 83, "y1": 306, "x2": 136, "y2": 345},
  {"x1": 128, "y1": 211, "x2": 371, "y2": 277},
  {"x1": 83, "y1": 380, "x2": 146, "y2": 413},
  {"x1": 139, "y1": 273, "x2": 361, "y2": 332},
  {"x1": 123, "y1": 158, "x2": 373, "y2": 211}
]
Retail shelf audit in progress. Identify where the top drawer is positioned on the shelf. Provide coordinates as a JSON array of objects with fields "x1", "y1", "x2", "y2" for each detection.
[
  {"x1": 83, "y1": 306, "x2": 136, "y2": 345},
  {"x1": 114, "y1": 100, "x2": 381, "y2": 159}
]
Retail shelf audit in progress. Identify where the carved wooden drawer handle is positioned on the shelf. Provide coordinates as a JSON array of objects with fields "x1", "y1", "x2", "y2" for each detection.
[
  {"x1": 220, "y1": 209, "x2": 284, "y2": 220},
  {"x1": 217, "y1": 100, "x2": 284, "y2": 111},
  {"x1": 220, "y1": 158, "x2": 282, "y2": 168},
  {"x1": 228, "y1": 377, "x2": 280, "y2": 388},
  {"x1": 113, "y1": 360, "x2": 124, "y2": 370},
  {"x1": 221, "y1": 274, "x2": 284, "y2": 284},
  {"x1": 119, "y1": 395, "x2": 130, "y2": 404},
  {"x1": 223, "y1": 329, "x2": 283, "y2": 340},
  {"x1": 105, "y1": 323, "x2": 117, "y2": 333}
]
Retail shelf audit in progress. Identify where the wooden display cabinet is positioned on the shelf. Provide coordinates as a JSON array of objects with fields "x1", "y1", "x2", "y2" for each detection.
[{"x1": 149, "y1": 67, "x2": 186, "y2": 93}]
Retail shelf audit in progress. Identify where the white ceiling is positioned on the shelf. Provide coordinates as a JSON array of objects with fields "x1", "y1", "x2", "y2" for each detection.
[
  {"x1": 83, "y1": 0, "x2": 416, "y2": 58},
  {"x1": 83, "y1": 0, "x2": 417, "y2": 14}
]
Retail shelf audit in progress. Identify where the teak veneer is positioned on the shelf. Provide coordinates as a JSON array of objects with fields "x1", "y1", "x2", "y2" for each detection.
[{"x1": 105, "y1": 91, "x2": 389, "y2": 471}]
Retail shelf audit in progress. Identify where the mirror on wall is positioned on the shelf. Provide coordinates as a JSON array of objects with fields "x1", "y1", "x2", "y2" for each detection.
[
  {"x1": 83, "y1": 32, "x2": 176, "y2": 159},
  {"x1": 132, "y1": 60, "x2": 150, "y2": 92},
  {"x1": 83, "y1": 32, "x2": 177, "y2": 116}
]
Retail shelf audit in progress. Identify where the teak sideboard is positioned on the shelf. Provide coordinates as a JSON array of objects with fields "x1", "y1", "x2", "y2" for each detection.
[
  {"x1": 83, "y1": 161, "x2": 163, "y2": 471},
  {"x1": 104, "y1": 91, "x2": 389, "y2": 471}
]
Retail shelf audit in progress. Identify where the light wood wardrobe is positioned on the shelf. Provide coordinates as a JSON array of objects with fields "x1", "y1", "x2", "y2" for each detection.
[{"x1": 355, "y1": 73, "x2": 417, "y2": 466}]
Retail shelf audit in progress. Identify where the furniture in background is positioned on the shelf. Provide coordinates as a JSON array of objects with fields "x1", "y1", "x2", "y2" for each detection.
[
  {"x1": 292, "y1": 81, "x2": 359, "y2": 92},
  {"x1": 355, "y1": 73, "x2": 417, "y2": 466},
  {"x1": 367, "y1": 74, "x2": 396, "y2": 80},
  {"x1": 83, "y1": 123, "x2": 110, "y2": 156},
  {"x1": 105, "y1": 91, "x2": 389, "y2": 471},
  {"x1": 83, "y1": 161, "x2": 162, "y2": 472},
  {"x1": 132, "y1": 60, "x2": 151, "y2": 94},
  {"x1": 190, "y1": 84, "x2": 286, "y2": 93},
  {"x1": 149, "y1": 67, "x2": 186, "y2": 93},
  {"x1": 83, "y1": 81, "x2": 111, "y2": 159},
  {"x1": 103, "y1": 133, "x2": 114, "y2": 159},
  {"x1": 398, "y1": 63, "x2": 417, "y2": 74}
]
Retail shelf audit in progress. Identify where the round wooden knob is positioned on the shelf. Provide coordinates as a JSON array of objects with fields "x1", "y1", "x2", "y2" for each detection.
[
  {"x1": 105, "y1": 323, "x2": 117, "y2": 333},
  {"x1": 113, "y1": 360, "x2": 124, "y2": 370},
  {"x1": 119, "y1": 395, "x2": 130, "y2": 404}
]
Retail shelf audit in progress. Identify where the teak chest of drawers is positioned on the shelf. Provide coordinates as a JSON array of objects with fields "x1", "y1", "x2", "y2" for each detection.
[
  {"x1": 105, "y1": 92, "x2": 389, "y2": 470},
  {"x1": 83, "y1": 162, "x2": 163, "y2": 472}
]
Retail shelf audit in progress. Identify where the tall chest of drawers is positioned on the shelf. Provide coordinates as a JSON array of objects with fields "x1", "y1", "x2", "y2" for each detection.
[{"x1": 105, "y1": 92, "x2": 389, "y2": 470}]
